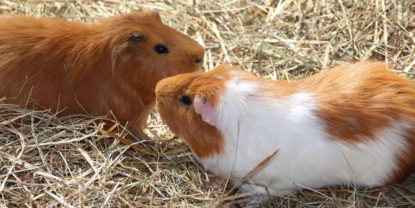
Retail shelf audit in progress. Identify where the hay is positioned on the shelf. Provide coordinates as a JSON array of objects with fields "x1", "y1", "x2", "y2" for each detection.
[{"x1": 0, "y1": 0, "x2": 414, "y2": 207}]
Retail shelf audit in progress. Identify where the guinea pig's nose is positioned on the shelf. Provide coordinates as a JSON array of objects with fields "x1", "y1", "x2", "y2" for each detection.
[{"x1": 195, "y1": 57, "x2": 203, "y2": 64}]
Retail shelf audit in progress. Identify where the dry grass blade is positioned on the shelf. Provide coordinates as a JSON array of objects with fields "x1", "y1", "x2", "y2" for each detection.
[
  {"x1": 97, "y1": 128, "x2": 157, "y2": 156},
  {"x1": 225, "y1": 149, "x2": 280, "y2": 197},
  {"x1": 43, "y1": 190, "x2": 76, "y2": 208}
]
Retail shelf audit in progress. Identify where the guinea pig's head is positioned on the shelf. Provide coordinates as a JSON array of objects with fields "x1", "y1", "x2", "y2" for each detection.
[
  {"x1": 101, "y1": 12, "x2": 204, "y2": 94},
  {"x1": 155, "y1": 64, "x2": 258, "y2": 159}
]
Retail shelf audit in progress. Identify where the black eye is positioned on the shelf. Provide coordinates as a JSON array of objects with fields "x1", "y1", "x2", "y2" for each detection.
[
  {"x1": 154, "y1": 44, "x2": 169, "y2": 54},
  {"x1": 179, "y1": 95, "x2": 192, "y2": 106}
]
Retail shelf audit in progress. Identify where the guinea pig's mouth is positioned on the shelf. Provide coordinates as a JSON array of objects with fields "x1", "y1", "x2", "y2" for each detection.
[
  {"x1": 154, "y1": 99, "x2": 166, "y2": 112},
  {"x1": 195, "y1": 64, "x2": 203, "y2": 72},
  {"x1": 155, "y1": 102, "x2": 160, "y2": 111}
]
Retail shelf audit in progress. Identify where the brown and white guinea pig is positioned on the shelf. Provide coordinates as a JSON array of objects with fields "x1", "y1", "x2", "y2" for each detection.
[
  {"x1": 0, "y1": 12, "x2": 204, "y2": 136},
  {"x1": 156, "y1": 62, "x2": 415, "y2": 196}
]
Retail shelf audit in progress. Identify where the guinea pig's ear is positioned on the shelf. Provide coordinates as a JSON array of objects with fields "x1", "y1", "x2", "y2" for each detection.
[
  {"x1": 194, "y1": 96, "x2": 219, "y2": 126},
  {"x1": 111, "y1": 32, "x2": 144, "y2": 70},
  {"x1": 126, "y1": 32, "x2": 144, "y2": 43}
]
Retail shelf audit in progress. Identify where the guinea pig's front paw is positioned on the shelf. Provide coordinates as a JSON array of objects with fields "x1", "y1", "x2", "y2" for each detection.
[
  {"x1": 208, "y1": 175, "x2": 227, "y2": 189},
  {"x1": 219, "y1": 183, "x2": 271, "y2": 207}
]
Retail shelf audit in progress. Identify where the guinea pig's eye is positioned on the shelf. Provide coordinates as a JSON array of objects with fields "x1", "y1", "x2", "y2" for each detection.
[
  {"x1": 154, "y1": 44, "x2": 169, "y2": 54},
  {"x1": 179, "y1": 95, "x2": 192, "y2": 106}
]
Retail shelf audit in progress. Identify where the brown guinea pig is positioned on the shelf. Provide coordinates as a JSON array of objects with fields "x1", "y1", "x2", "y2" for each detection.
[
  {"x1": 0, "y1": 12, "x2": 204, "y2": 136},
  {"x1": 155, "y1": 62, "x2": 415, "y2": 197}
]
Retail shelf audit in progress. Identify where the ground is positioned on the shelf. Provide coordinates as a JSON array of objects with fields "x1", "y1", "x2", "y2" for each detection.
[{"x1": 0, "y1": 0, "x2": 414, "y2": 207}]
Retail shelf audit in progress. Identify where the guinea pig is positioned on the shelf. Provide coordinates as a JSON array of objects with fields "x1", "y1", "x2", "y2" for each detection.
[
  {"x1": 0, "y1": 12, "x2": 204, "y2": 137},
  {"x1": 155, "y1": 62, "x2": 415, "y2": 196}
]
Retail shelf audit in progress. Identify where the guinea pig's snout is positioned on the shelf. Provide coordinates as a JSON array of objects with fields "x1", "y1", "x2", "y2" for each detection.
[
  {"x1": 190, "y1": 54, "x2": 203, "y2": 65},
  {"x1": 195, "y1": 57, "x2": 203, "y2": 64},
  {"x1": 191, "y1": 55, "x2": 204, "y2": 71},
  {"x1": 155, "y1": 77, "x2": 174, "y2": 98},
  {"x1": 188, "y1": 47, "x2": 204, "y2": 67},
  {"x1": 155, "y1": 80, "x2": 167, "y2": 97}
]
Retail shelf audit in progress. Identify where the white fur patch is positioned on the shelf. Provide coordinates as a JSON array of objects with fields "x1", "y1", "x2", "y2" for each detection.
[{"x1": 197, "y1": 77, "x2": 408, "y2": 196}]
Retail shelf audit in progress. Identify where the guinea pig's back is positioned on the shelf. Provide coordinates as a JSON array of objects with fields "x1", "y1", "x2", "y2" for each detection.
[
  {"x1": 297, "y1": 61, "x2": 415, "y2": 183},
  {"x1": 299, "y1": 62, "x2": 415, "y2": 131},
  {"x1": 0, "y1": 15, "x2": 93, "y2": 109}
]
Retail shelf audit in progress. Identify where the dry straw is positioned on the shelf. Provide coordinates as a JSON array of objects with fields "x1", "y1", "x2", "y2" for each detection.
[{"x1": 0, "y1": 0, "x2": 414, "y2": 207}]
